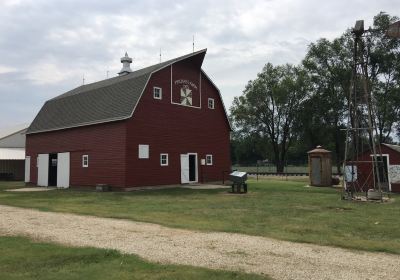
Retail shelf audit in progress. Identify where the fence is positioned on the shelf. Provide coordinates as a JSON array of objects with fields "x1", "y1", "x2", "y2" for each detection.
[{"x1": 232, "y1": 161, "x2": 341, "y2": 176}]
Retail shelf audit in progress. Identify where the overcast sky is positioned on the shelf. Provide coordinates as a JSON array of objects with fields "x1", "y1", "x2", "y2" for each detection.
[{"x1": 0, "y1": 0, "x2": 398, "y2": 130}]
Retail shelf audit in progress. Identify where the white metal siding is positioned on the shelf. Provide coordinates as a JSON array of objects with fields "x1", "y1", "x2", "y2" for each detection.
[{"x1": 0, "y1": 148, "x2": 25, "y2": 160}]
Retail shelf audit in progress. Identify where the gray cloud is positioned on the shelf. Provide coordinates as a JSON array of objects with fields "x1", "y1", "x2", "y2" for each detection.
[{"x1": 0, "y1": 0, "x2": 398, "y2": 129}]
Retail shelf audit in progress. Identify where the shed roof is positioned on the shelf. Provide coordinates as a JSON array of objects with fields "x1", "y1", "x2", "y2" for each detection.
[
  {"x1": 382, "y1": 143, "x2": 400, "y2": 153},
  {"x1": 0, "y1": 148, "x2": 25, "y2": 160},
  {"x1": 307, "y1": 146, "x2": 331, "y2": 154},
  {"x1": 27, "y1": 49, "x2": 208, "y2": 134},
  {"x1": 0, "y1": 124, "x2": 28, "y2": 140}
]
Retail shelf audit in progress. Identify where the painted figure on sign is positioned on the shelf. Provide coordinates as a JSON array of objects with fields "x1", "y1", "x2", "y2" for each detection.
[{"x1": 180, "y1": 85, "x2": 192, "y2": 106}]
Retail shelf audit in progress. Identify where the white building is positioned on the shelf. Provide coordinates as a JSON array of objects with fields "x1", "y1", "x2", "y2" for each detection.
[{"x1": 0, "y1": 124, "x2": 28, "y2": 181}]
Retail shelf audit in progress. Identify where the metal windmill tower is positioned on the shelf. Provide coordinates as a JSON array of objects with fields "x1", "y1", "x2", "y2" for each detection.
[{"x1": 342, "y1": 19, "x2": 400, "y2": 201}]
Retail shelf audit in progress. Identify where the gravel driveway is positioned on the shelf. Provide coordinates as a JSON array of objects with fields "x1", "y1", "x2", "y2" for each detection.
[{"x1": 0, "y1": 205, "x2": 399, "y2": 280}]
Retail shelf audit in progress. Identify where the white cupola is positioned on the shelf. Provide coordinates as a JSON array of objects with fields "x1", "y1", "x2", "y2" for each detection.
[{"x1": 118, "y1": 52, "x2": 133, "y2": 76}]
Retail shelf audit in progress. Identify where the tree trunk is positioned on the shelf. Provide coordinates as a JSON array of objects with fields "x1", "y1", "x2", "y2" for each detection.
[
  {"x1": 334, "y1": 126, "x2": 342, "y2": 174},
  {"x1": 276, "y1": 161, "x2": 285, "y2": 173}
]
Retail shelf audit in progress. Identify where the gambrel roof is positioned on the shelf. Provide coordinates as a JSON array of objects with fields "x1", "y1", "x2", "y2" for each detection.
[{"x1": 27, "y1": 49, "x2": 218, "y2": 134}]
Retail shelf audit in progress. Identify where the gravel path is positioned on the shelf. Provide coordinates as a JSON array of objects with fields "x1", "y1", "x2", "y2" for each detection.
[{"x1": 0, "y1": 205, "x2": 399, "y2": 280}]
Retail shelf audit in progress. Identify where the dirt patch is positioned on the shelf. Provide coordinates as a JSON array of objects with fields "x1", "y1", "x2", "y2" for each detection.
[
  {"x1": 6, "y1": 187, "x2": 57, "y2": 192},
  {"x1": 182, "y1": 184, "x2": 230, "y2": 190},
  {"x1": 0, "y1": 205, "x2": 399, "y2": 280},
  {"x1": 326, "y1": 206, "x2": 353, "y2": 211}
]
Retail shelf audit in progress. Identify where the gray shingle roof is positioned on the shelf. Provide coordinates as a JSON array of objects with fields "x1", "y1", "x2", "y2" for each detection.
[{"x1": 27, "y1": 49, "x2": 207, "y2": 134}]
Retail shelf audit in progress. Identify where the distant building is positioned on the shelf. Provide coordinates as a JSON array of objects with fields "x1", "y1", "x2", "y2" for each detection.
[
  {"x1": 26, "y1": 49, "x2": 231, "y2": 189},
  {"x1": 0, "y1": 124, "x2": 28, "y2": 180}
]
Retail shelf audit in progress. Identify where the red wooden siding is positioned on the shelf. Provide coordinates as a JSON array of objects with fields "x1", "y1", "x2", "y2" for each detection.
[
  {"x1": 125, "y1": 58, "x2": 231, "y2": 187},
  {"x1": 26, "y1": 121, "x2": 126, "y2": 187},
  {"x1": 26, "y1": 55, "x2": 231, "y2": 189},
  {"x1": 348, "y1": 145, "x2": 400, "y2": 193},
  {"x1": 171, "y1": 59, "x2": 201, "y2": 107}
]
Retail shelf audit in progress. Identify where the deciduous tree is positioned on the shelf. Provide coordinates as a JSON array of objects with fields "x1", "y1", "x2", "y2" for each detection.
[{"x1": 230, "y1": 64, "x2": 309, "y2": 172}]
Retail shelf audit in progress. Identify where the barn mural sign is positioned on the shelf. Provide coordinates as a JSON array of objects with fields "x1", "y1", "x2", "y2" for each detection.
[{"x1": 173, "y1": 79, "x2": 200, "y2": 107}]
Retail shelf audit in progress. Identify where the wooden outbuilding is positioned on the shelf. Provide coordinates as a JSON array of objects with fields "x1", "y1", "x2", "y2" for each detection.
[
  {"x1": 25, "y1": 49, "x2": 231, "y2": 189},
  {"x1": 345, "y1": 143, "x2": 400, "y2": 193},
  {"x1": 308, "y1": 146, "x2": 332, "y2": 187}
]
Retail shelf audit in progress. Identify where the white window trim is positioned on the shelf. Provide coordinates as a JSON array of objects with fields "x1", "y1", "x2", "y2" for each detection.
[
  {"x1": 160, "y1": 153, "x2": 169, "y2": 166},
  {"x1": 139, "y1": 144, "x2": 149, "y2": 159},
  {"x1": 206, "y1": 154, "x2": 213, "y2": 165},
  {"x1": 153, "y1": 87, "x2": 162, "y2": 100},
  {"x1": 82, "y1": 155, "x2": 89, "y2": 168},
  {"x1": 208, "y1": 98, "x2": 215, "y2": 109}
]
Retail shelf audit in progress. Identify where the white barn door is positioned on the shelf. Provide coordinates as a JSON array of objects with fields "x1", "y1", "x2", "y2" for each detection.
[
  {"x1": 181, "y1": 154, "x2": 189, "y2": 183},
  {"x1": 37, "y1": 154, "x2": 49, "y2": 187},
  {"x1": 24, "y1": 156, "x2": 30, "y2": 183},
  {"x1": 57, "y1": 152, "x2": 70, "y2": 188}
]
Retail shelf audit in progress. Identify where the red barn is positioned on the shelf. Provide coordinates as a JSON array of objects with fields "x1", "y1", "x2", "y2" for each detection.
[
  {"x1": 25, "y1": 49, "x2": 231, "y2": 189},
  {"x1": 345, "y1": 143, "x2": 400, "y2": 193}
]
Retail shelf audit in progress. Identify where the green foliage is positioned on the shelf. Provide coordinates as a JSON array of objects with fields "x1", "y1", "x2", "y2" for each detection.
[
  {"x1": 230, "y1": 12, "x2": 400, "y2": 168},
  {"x1": 230, "y1": 63, "x2": 309, "y2": 171},
  {"x1": 1, "y1": 181, "x2": 400, "y2": 254},
  {"x1": 231, "y1": 133, "x2": 268, "y2": 164},
  {"x1": 367, "y1": 12, "x2": 400, "y2": 142},
  {"x1": 0, "y1": 236, "x2": 266, "y2": 280},
  {"x1": 300, "y1": 34, "x2": 352, "y2": 171}
]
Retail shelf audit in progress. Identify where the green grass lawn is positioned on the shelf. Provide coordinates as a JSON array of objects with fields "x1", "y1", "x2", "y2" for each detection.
[
  {"x1": 0, "y1": 236, "x2": 266, "y2": 280},
  {"x1": 0, "y1": 180, "x2": 399, "y2": 254}
]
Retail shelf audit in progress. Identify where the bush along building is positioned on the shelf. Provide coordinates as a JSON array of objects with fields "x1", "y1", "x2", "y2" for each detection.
[{"x1": 25, "y1": 49, "x2": 231, "y2": 189}]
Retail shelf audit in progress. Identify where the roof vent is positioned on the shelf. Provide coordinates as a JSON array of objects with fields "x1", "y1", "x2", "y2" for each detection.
[{"x1": 118, "y1": 52, "x2": 132, "y2": 76}]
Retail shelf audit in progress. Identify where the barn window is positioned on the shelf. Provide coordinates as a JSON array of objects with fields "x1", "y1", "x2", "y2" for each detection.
[
  {"x1": 153, "y1": 87, "x2": 162, "y2": 100},
  {"x1": 139, "y1": 144, "x2": 149, "y2": 159},
  {"x1": 206, "y1": 154, "x2": 213, "y2": 165},
  {"x1": 160, "y1": 154, "x2": 168, "y2": 166},
  {"x1": 208, "y1": 98, "x2": 215, "y2": 109},
  {"x1": 82, "y1": 155, "x2": 89, "y2": 167}
]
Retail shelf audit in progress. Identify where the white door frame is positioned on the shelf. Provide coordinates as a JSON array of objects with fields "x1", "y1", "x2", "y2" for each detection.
[
  {"x1": 180, "y1": 153, "x2": 198, "y2": 184},
  {"x1": 187, "y1": 153, "x2": 198, "y2": 183}
]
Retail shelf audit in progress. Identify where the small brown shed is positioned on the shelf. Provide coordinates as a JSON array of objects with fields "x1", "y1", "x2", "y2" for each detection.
[{"x1": 308, "y1": 146, "x2": 332, "y2": 187}]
